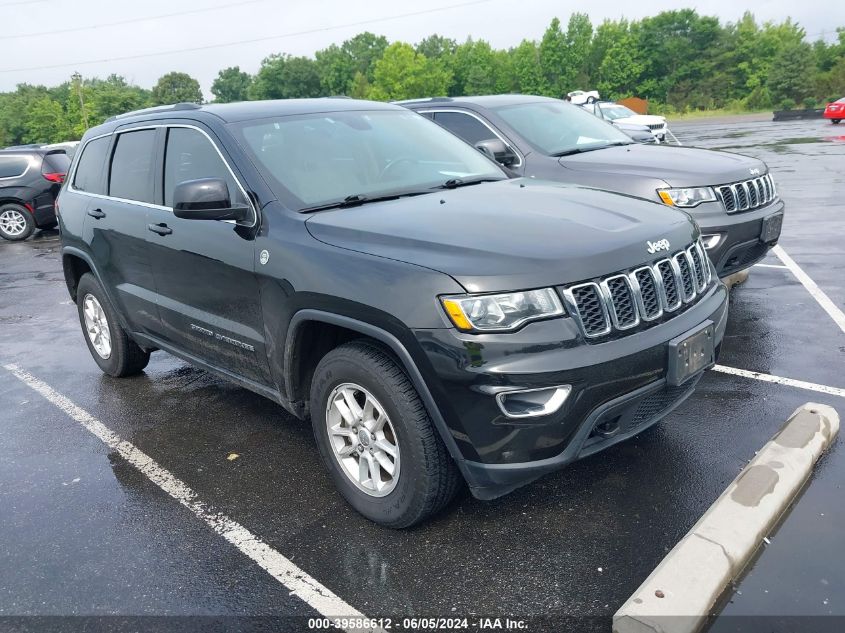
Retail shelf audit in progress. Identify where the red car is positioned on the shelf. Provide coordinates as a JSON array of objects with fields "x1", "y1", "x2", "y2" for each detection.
[{"x1": 824, "y1": 98, "x2": 845, "y2": 124}]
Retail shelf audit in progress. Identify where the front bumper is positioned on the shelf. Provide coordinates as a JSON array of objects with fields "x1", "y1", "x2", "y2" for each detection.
[
  {"x1": 413, "y1": 282, "x2": 729, "y2": 499},
  {"x1": 688, "y1": 198, "x2": 785, "y2": 277}
]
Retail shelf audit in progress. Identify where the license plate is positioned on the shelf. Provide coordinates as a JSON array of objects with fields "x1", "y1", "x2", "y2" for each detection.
[
  {"x1": 667, "y1": 322, "x2": 715, "y2": 386},
  {"x1": 761, "y1": 212, "x2": 783, "y2": 243}
]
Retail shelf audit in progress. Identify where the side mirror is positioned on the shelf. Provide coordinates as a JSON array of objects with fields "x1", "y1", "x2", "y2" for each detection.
[
  {"x1": 475, "y1": 138, "x2": 517, "y2": 167},
  {"x1": 172, "y1": 178, "x2": 250, "y2": 222}
]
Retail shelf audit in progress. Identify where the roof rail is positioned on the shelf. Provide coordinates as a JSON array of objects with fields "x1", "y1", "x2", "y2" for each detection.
[
  {"x1": 391, "y1": 96, "x2": 453, "y2": 105},
  {"x1": 325, "y1": 95, "x2": 352, "y2": 99},
  {"x1": 105, "y1": 102, "x2": 202, "y2": 123}
]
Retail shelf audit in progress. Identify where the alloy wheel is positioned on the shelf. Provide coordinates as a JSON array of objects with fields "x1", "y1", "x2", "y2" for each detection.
[
  {"x1": 325, "y1": 383, "x2": 400, "y2": 497},
  {"x1": 82, "y1": 293, "x2": 112, "y2": 359},
  {"x1": 0, "y1": 209, "x2": 28, "y2": 237}
]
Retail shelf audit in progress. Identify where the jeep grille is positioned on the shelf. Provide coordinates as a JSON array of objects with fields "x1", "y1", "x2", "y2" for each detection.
[
  {"x1": 562, "y1": 240, "x2": 713, "y2": 339},
  {"x1": 717, "y1": 174, "x2": 776, "y2": 213}
]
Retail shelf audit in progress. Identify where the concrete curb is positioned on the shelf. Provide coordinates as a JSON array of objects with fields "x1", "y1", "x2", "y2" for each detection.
[
  {"x1": 721, "y1": 269, "x2": 749, "y2": 290},
  {"x1": 613, "y1": 402, "x2": 839, "y2": 633}
]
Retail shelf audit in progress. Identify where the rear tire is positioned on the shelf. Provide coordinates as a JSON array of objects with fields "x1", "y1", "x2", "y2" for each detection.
[
  {"x1": 76, "y1": 273, "x2": 150, "y2": 377},
  {"x1": 0, "y1": 203, "x2": 35, "y2": 241},
  {"x1": 310, "y1": 340, "x2": 460, "y2": 528},
  {"x1": 833, "y1": 119, "x2": 841, "y2": 124}
]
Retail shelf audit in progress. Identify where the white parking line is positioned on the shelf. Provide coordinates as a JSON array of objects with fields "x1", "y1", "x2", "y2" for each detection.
[
  {"x1": 773, "y1": 245, "x2": 845, "y2": 335},
  {"x1": 713, "y1": 364, "x2": 845, "y2": 398},
  {"x1": 2, "y1": 363, "x2": 375, "y2": 633},
  {"x1": 753, "y1": 263, "x2": 789, "y2": 269}
]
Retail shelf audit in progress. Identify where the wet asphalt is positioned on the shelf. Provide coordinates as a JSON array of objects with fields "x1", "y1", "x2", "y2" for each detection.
[{"x1": 1, "y1": 116, "x2": 844, "y2": 632}]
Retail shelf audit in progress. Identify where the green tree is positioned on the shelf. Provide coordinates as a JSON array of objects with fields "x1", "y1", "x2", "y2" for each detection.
[
  {"x1": 564, "y1": 13, "x2": 593, "y2": 89},
  {"x1": 89, "y1": 75, "x2": 150, "y2": 123},
  {"x1": 211, "y1": 66, "x2": 252, "y2": 103},
  {"x1": 539, "y1": 17, "x2": 568, "y2": 97},
  {"x1": 151, "y1": 72, "x2": 202, "y2": 105},
  {"x1": 452, "y1": 39, "x2": 500, "y2": 95},
  {"x1": 315, "y1": 32, "x2": 388, "y2": 96},
  {"x1": 367, "y1": 42, "x2": 451, "y2": 101},
  {"x1": 510, "y1": 40, "x2": 547, "y2": 95},
  {"x1": 23, "y1": 96, "x2": 69, "y2": 143},
  {"x1": 249, "y1": 54, "x2": 323, "y2": 100},
  {"x1": 597, "y1": 32, "x2": 646, "y2": 100},
  {"x1": 415, "y1": 34, "x2": 457, "y2": 60},
  {"x1": 768, "y1": 41, "x2": 816, "y2": 105}
]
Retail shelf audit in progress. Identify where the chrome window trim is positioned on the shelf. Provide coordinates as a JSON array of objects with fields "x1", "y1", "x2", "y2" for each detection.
[
  {"x1": 66, "y1": 123, "x2": 258, "y2": 228},
  {"x1": 561, "y1": 282, "x2": 611, "y2": 338},
  {"x1": 0, "y1": 154, "x2": 35, "y2": 180},
  {"x1": 416, "y1": 108, "x2": 524, "y2": 169},
  {"x1": 600, "y1": 274, "x2": 640, "y2": 330}
]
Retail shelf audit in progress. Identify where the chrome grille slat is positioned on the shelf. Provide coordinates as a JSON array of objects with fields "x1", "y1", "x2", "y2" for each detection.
[
  {"x1": 718, "y1": 173, "x2": 777, "y2": 213},
  {"x1": 564, "y1": 242, "x2": 711, "y2": 340}
]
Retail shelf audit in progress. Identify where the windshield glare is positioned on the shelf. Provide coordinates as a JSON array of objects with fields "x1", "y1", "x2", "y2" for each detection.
[
  {"x1": 600, "y1": 105, "x2": 636, "y2": 121},
  {"x1": 492, "y1": 100, "x2": 632, "y2": 156},
  {"x1": 232, "y1": 110, "x2": 505, "y2": 210}
]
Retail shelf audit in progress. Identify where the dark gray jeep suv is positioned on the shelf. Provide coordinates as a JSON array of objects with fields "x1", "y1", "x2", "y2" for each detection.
[
  {"x1": 57, "y1": 99, "x2": 728, "y2": 527},
  {"x1": 402, "y1": 95, "x2": 785, "y2": 278}
]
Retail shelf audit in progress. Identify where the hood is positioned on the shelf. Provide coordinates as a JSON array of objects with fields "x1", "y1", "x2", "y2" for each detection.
[
  {"x1": 617, "y1": 114, "x2": 665, "y2": 126},
  {"x1": 305, "y1": 179, "x2": 697, "y2": 293},
  {"x1": 559, "y1": 144, "x2": 768, "y2": 187}
]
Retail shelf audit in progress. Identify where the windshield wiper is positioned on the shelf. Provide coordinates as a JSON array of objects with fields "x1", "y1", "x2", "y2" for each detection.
[
  {"x1": 300, "y1": 191, "x2": 429, "y2": 213},
  {"x1": 552, "y1": 141, "x2": 633, "y2": 157},
  {"x1": 438, "y1": 177, "x2": 502, "y2": 189}
]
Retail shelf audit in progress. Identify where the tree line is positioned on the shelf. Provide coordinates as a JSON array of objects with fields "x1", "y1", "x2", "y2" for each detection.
[{"x1": 2, "y1": 9, "x2": 844, "y2": 146}]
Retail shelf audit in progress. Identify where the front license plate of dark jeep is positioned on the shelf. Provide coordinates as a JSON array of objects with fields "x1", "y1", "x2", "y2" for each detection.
[
  {"x1": 667, "y1": 321, "x2": 715, "y2": 386},
  {"x1": 761, "y1": 212, "x2": 783, "y2": 243}
]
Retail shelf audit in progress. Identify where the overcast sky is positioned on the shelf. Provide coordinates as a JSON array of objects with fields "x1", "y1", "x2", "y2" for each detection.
[{"x1": 1, "y1": 0, "x2": 842, "y2": 98}]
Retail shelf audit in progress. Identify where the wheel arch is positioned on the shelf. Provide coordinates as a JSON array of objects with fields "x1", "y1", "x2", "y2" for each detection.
[{"x1": 283, "y1": 310, "x2": 468, "y2": 472}]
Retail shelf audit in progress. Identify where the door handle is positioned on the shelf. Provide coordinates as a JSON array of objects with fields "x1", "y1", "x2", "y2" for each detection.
[
  {"x1": 147, "y1": 223, "x2": 173, "y2": 236},
  {"x1": 87, "y1": 208, "x2": 106, "y2": 219}
]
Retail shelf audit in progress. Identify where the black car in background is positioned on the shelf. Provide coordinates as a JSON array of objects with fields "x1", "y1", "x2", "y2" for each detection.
[
  {"x1": 57, "y1": 99, "x2": 727, "y2": 527},
  {"x1": 402, "y1": 95, "x2": 785, "y2": 278},
  {"x1": 0, "y1": 148, "x2": 70, "y2": 241}
]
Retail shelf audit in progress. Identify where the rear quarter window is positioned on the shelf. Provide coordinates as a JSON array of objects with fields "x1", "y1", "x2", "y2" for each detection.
[
  {"x1": 73, "y1": 137, "x2": 111, "y2": 195},
  {"x1": 0, "y1": 156, "x2": 30, "y2": 179},
  {"x1": 108, "y1": 130, "x2": 156, "y2": 203},
  {"x1": 42, "y1": 152, "x2": 71, "y2": 174}
]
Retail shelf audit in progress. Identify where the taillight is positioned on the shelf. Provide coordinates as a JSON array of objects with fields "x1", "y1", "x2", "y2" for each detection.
[{"x1": 42, "y1": 172, "x2": 66, "y2": 183}]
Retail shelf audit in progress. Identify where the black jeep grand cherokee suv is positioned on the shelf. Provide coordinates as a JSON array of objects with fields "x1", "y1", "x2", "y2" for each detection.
[{"x1": 58, "y1": 99, "x2": 728, "y2": 527}]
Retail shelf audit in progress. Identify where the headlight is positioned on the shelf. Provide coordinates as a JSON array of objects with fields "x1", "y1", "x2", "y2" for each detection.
[
  {"x1": 657, "y1": 187, "x2": 716, "y2": 208},
  {"x1": 441, "y1": 288, "x2": 564, "y2": 332}
]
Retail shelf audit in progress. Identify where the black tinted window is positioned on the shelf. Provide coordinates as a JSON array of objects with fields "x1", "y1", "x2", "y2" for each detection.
[
  {"x1": 0, "y1": 156, "x2": 30, "y2": 178},
  {"x1": 73, "y1": 137, "x2": 110, "y2": 194},
  {"x1": 164, "y1": 127, "x2": 243, "y2": 207},
  {"x1": 434, "y1": 112, "x2": 497, "y2": 146},
  {"x1": 42, "y1": 152, "x2": 71, "y2": 174},
  {"x1": 109, "y1": 130, "x2": 156, "y2": 203}
]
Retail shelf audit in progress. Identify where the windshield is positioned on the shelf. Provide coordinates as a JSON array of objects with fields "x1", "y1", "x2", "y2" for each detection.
[
  {"x1": 492, "y1": 100, "x2": 633, "y2": 156},
  {"x1": 231, "y1": 109, "x2": 505, "y2": 211},
  {"x1": 600, "y1": 105, "x2": 637, "y2": 121}
]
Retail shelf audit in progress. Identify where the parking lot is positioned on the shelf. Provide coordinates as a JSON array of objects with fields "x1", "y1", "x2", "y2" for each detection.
[{"x1": 1, "y1": 115, "x2": 843, "y2": 632}]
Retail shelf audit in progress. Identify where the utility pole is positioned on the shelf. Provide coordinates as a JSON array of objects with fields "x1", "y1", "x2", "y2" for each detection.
[{"x1": 72, "y1": 72, "x2": 88, "y2": 129}]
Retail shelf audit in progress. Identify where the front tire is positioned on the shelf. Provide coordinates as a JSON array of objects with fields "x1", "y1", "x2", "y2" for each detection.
[
  {"x1": 310, "y1": 340, "x2": 460, "y2": 528},
  {"x1": 76, "y1": 273, "x2": 150, "y2": 377},
  {"x1": 0, "y1": 203, "x2": 35, "y2": 241},
  {"x1": 833, "y1": 119, "x2": 841, "y2": 124}
]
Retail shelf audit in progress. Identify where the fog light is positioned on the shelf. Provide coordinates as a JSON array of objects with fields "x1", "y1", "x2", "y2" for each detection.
[
  {"x1": 701, "y1": 234, "x2": 722, "y2": 250},
  {"x1": 495, "y1": 385, "x2": 571, "y2": 419}
]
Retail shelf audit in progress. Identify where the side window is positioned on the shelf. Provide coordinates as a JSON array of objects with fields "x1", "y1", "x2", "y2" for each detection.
[
  {"x1": 0, "y1": 156, "x2": 30, "y2": 179},
  {"x1": 109, "y1": 130, "x2": 156, "y2": 203},
  {"x1": 163, "y1": 127, "x2": 245, "y2": 208},
  {"x1": 72, "y1": 137, "x2": 110, "y2": 194},
  {"x1": 433, "y1": 112, "x2": 498, "y2": 146}
]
